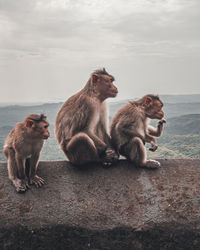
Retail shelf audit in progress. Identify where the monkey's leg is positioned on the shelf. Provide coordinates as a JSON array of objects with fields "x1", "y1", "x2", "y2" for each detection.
[
  {"x1": 126, "y1": 137, "x2": 160, "y2": 169},
  {"x1": 6, "y1": 148, "x2": 29, "y2": 192},
  {"x1": 66, "y1": 132, "x2": 99, "y2": 165},
  {"x1": 28, "y1": 155, "x2": 45, "y2": 188}
]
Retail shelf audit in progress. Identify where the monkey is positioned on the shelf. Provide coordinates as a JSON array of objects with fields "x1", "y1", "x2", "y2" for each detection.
[
  {"x1": 55, "y1": 68, "x2": 119, "y2": 166},
  {"x1": 3, "y1": 114, "x2": 50, "y2": 192},
  {"x1": 110, "y1": 95, "x2": 166, "y2": 169}
]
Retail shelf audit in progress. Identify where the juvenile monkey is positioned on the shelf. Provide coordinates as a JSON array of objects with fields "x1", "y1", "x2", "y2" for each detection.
[
  {"x1": 110, "y1": 95, "x2": 166, "y2": 169},
  {"x1": 3, "y1": 114, "x2": 50, "y2": 192},
  {"x1": 55, "y1": 68, "x2": 119, "y2": 166}
]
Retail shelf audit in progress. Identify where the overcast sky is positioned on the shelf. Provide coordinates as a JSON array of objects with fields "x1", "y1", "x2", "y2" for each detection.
[{"x1": 0, "y1": 0, "x2": 200, "y2": 103}]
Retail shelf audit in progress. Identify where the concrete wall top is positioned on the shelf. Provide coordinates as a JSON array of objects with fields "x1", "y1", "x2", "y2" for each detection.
[{"x1": 1, "y1": 159, "x2": 200, "y2": 249}]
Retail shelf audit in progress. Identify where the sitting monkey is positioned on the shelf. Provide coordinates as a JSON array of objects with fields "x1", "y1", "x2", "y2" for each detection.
[
  {"x1": 55, "y1": 68, "x2": 119, "y2": 166},
  {"x1": 110, "y1": 95, "x2": 166, "y2": 168},
  {"x1": 3, "y1": 114, "x2": 50, "y2": 192}
]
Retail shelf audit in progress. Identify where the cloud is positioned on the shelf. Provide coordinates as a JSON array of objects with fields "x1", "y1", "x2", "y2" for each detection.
[
  {"x1": 1, "y1": 0, "x2": 199, "y2": 58},
  {"x1": 0, "y1": 0, "x2": 200, "y2": 102}
]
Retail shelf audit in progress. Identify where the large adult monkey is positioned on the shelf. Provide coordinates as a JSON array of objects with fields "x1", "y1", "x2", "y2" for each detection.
[
  {"x1": 55, "y1": 68, "x2": 119, "y2": 166},
  {"x1": 110, "y1": 95, "x2": 166, "y2": 169}
]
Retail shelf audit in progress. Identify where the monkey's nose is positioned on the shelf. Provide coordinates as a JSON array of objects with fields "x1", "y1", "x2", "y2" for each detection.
[{"x1": 114, "y1": 87, "x2": 118, "y2": 94}]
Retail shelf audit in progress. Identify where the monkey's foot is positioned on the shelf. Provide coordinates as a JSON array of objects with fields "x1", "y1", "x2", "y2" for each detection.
[
  {"x1": 149, "y1": 144, "x2": 158, "y2": 152},
  {"x1": 30, "y1": 175, "x2": 45, "y2": 187},
  {"x1": 143, "y1": 159, "x2": 161, "y2": 169},
  {"x1": 102, "y1": 149, "x2": 119, "y2": 166},
  {"x1": 13, "y1": 178, "x2": 30, "y2": 193}
]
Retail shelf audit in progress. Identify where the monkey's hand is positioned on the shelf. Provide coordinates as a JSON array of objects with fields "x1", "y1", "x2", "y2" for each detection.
[
  {"x1": 13, "y1": 178, "x2": 30, "y2": 193},
  {"x1": 158, "y1": 119, "x2": 166, "y2": 127},
  {"x1": 149, "y1": 144, "x2": 158, "y2": 152},
  {"x1": 102, "y1": 148, "x2": 119, "y2": 166},
  {"x1": 149, "y1": 141, "x2": 158, "y2": 152},
  {"x1": 30, "y1": 175, "x2": 45, "y2": 187}
]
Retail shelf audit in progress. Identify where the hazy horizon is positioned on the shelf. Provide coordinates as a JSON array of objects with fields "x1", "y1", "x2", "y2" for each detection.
[
  {"x1": 0, "y1": 93, "x2": 200, "y2": 107},
  {"x1": 1, "y1": 0, "x2": 200, "y2": 102},
  {"x1": 0, "y1": 93, "x2": 200, "y2": 108}
]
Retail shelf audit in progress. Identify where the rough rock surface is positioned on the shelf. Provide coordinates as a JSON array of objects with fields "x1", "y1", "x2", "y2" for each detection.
[{"x1": 0, "y1": 159, "x2": 200, "y2": 249}]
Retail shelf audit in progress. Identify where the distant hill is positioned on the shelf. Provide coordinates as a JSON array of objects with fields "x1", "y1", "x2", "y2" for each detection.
[
  {"x1": 164, "y1": 114, "x2": 200, "y2": 135},
  {"x1": 0, "y1": 103, "x2": 63, "y2": 127},
  {"x1": 0, "y1": 94, "x2": 200, "y2": 161},
  {"x1": 159, "y1": 94, "x2": 200, "y2": 104},
  {"x1": 0, "y1": 126, "x2": 13, "y2": 134}
]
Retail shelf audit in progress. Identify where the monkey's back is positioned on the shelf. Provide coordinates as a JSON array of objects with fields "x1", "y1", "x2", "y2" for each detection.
[
  {"x1": 110, "y1": 102, "x2": 144, "y2": 151},
  {"x1": 4, "y1": 122, "x2": 25, "y2": 148},
  {"x1": 55, "y1": 90, "x2": 94, "y2": 145}
]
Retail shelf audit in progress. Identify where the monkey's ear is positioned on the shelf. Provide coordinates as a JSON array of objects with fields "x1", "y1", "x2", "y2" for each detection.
[
  {"x1": 144, "y1": 96, "x2": 153, "y2": 107},
  {"x1": 26, "y1": 119, "x2": 34, "y2": 128},
  {"x1": 91, "y1": 74, "x2": 99, "y2": 84}
]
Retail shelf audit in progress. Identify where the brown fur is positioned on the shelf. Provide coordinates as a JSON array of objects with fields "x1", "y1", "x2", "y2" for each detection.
[
  {"x1": 3, "y1": 114, "x2": 50, "y2": 192},
  {"x1": 110, "y1": 95, "x2": 166, "y2": 169},
  {"x1": 55, "y1": 68, "x2": 119, "y2": 166}
]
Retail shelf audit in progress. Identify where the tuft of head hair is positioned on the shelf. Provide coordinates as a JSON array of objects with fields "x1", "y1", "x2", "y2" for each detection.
[
  {"x1": 92, "y1": 68, "x2": 115, "y2": 80},
  {"x1": 130, "y1": 94, "x2": 162, "y2": 106},
  {"x1": 93, "y1": 68, "x2": 108, "y2": 75},
  {"x1": 144, "y1": 94, "x2": 160, "y2": 101},
  {"x1": 25, "y1": 114, "x2": 47, "y2": 123}
]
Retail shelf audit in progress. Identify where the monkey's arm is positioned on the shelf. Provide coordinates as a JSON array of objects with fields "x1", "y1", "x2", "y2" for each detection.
[
  {"x1": 14, "y1": 153, "x2": 30, "y2": 191},
  {"x1": 87, "y1": 132, "x2": 107, "y2": 153},
  {"x1": 99, "y1": 131, "x2": 119, "y2": 164},
  {"x1": 15, "y1": 153, "x2": 26, "y2": 179},
  {"x1": 148, "y1": 119, "x2": 166, "y2": 137},
  {"x1": 29, "y1": 153, "x2": 40, "y2": 177},
  {"x1": 97, "y1": 122, "x2": 114, "y2": 147},
  {"x1": 29, "y1": 153, "x2": 44, "y2": 187},
  {"x1": 85, "y1": 102, "x2": 110, "y2": 154},
  {"x1": 93, "y1": 122, "x2": 119, "y2": 164},
  {"x1": 118, "y1": 122, "x2": 145, "y2": 143}
]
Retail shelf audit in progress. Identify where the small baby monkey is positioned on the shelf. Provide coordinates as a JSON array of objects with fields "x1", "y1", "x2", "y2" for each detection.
[
  {"x1": 110, "y1": 95, "x2": 166, "y2": 169},
  {"x1": 3, "y1": 114, "x2": 50, "y2": 192}
]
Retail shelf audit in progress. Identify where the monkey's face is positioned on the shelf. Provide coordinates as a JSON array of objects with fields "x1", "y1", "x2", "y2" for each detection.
[
  {"x1": 147, "y1": 100, "x2": 164, "y2": 120},
  {"x1": 33, "y1": 121, "x2": 50, "y2": 140},
  {"x1": 41, "y1": 121, "x2": 50, "y2": 139},
  {"x1": 97, "y1": 75, "x2": 118, "y2": 99}
]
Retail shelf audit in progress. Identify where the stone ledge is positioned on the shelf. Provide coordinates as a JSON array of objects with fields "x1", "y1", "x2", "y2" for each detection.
[{"x1": 0, "y1": 159, "x2": 200, "y2": 249}]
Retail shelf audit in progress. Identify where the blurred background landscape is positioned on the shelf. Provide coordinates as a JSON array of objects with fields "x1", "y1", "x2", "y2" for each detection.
[
  {"x1": 1, "y1": 1, "x2": 200, "y2": 162},
  {"x1": 0, "y1": 94, "x2": 200, "y2": 162}
]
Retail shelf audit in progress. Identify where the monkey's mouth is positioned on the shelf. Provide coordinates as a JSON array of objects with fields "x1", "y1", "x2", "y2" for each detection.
[
  {"x1": 110, "y1": 90, "x2": 118, "y2": 97},
  {"x1": 43, "y1": 135, "x2": 49, "y2": 140}
]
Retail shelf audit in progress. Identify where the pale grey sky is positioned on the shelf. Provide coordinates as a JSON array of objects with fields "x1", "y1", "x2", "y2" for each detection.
[{"x1": 0, "y1": 0, "x2": 200, "y2": 103}]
